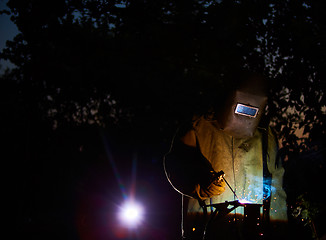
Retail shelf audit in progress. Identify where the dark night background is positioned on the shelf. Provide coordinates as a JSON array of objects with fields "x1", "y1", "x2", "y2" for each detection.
[{"x1": 1, "y1": 0, "x2": 326, "y2": 239}]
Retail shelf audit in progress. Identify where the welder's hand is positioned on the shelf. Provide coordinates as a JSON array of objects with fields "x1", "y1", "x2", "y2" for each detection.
[{"x1": 197, "y1": 178, "x2": 226, "y2": 200}]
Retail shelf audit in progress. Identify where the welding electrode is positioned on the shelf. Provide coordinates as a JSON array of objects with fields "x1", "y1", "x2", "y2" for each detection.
[{"x1": 214, "y1": 170, "x2": 239, "y2": 200}]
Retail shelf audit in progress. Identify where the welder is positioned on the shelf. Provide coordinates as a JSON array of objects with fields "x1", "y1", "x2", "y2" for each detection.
[{"x1": 164, "y1": 71, "x2": 288, "y2": 240}]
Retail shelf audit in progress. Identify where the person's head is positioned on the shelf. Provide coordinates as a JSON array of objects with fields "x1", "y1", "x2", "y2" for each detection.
[{"x1": 215, "y1": 71, "x2": 268, "y2": 138}]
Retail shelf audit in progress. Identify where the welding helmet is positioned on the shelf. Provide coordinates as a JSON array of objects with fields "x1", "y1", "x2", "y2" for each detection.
[{"x1": 216, "y1": 73, "x2": 268, "y2": 138}]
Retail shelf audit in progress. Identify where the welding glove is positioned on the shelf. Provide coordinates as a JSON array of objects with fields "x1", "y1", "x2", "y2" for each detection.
[{"x1": 196, "y1": 173, "x2": 226, "y2": 200}]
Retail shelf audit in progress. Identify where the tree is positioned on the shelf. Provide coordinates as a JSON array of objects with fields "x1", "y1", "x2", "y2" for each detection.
[
  {"x1": 2, "y1": 0, "x2": 325, "y2": 141},
  {"x1": 1, "y1": 0, "x2": 326, "y2": 238}
]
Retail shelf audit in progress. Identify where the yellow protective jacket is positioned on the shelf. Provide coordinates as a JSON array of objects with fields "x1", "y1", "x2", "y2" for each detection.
[{"x1": 164, "y1": 116, "x2": 288, "y2": 239}]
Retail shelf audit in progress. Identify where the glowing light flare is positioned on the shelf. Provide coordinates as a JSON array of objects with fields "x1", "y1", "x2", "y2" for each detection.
[
  {"x1": 239, "y1": 199, "x2": 253, "y2": 204},
  {"x1": 118, "y1": 200, "x2": 144, "y2": 228}
]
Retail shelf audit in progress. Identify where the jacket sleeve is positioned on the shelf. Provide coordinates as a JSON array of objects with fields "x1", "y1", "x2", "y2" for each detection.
[{"x1": 163, "y1": 124, "x2": 224, "y2": 199}]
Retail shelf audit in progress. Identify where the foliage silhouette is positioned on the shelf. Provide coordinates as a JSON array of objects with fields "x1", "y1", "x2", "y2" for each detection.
[{"x1": 1, "y1": 0, "x2": 326, "y2": 239}]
